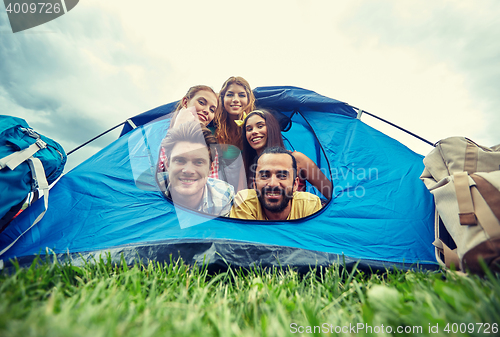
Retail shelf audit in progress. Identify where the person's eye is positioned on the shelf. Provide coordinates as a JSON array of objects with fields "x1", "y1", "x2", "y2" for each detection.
[
  {"x1": 174, "y1": 158, "x2": 185, "y2": 164},
  {"x1": 198, "y1": 100, "x2": 205, "y2": 105},
  {"x1": 226, "y1": 93, "x2": 233, "y2": 97},
  {"x1": 210, "y1": 107, "x2": 215, "y2": 113},
  {"x1": 195, "y1": 160, "x2": 204, "y2": 166},
  {"x1": 246, "y1": 127, "x2": 252, "y2": 132},
  {"x1": 239, "y1": 93, "x2": 246, "y2": 98},
  {"x1": 258, "y1": 124, "x2": 264, "y2": 129},
  {"x1": 278, "y1": 174, "x2": 287, "y2": 179}
]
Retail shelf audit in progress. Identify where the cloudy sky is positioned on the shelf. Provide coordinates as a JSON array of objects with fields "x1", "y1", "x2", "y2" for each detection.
[{"x1": 1, "y1": 0, "x2": 499, "y2": 171}]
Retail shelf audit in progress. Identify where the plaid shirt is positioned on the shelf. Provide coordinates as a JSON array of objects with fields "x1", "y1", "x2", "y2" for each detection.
[
  {"x1": 210, "y1": 148, "x2": 219, "y2": 179},
  {"x1": 160, "y1": 175, "x2": 234, "y2": 217},
  {"x1": 158, "y1": 147, "x2": 219, "y2": 179}
]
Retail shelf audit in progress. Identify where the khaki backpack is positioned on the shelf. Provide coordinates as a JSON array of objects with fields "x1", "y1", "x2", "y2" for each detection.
[{"x1": 420, "y1": 137, "x2": 500, "y2": 274}]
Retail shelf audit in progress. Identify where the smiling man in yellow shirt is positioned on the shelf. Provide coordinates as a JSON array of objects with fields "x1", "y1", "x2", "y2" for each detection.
[{"x1": 230, "y1": 147, "x2": 322, "y2": 221}]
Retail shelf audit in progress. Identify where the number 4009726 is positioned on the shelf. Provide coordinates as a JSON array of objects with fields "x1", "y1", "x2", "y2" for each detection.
[
  {"x1": 444, "y1": 323, "x2": 498, "y2": 334},
  {"x1": 5, "y1": 2, "x2": 62, "y2": 14}
]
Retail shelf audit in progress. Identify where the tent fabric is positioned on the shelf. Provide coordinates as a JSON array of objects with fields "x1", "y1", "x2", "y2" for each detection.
[
  {"x1": 9, "y1": 240, "x2": 435, "y2": 274},
  {"x1": 0, "y1": 86, "x2": 437, "y2": 270}
]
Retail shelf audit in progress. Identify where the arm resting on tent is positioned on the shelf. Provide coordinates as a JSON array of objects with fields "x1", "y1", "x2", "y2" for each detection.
[{"x1": 293, "y1": 151, "x2": 332, "y2": 200}]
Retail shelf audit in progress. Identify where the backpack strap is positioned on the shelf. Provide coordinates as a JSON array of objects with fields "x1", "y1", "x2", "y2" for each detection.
[
  {"x1": 0, "y1": 157, "x2": 49, "y2": 258},
  {"x1": 464, "y1": 139, "x2": 478, "y2": 174},
  {"x1": 454, "y1": 172, "x2": 477, "y2": 226},
  {"x1": 470, "y1": 186, "x2": 500, "y2": 239},
  {"x1": 0, "y1": 139, "x2": 47, "y2": 170},
  {"x1": 471, "y1": 174, "x2": 500, "y2": 223},
  {"x1": 454, "y1": 172, "x2": 500, "y2": 238},
  {"x1": 433, "y1": 238, "x2": 461, "y2": 269}
]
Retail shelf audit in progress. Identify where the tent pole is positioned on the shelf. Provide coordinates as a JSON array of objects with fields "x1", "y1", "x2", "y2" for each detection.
[
  {"x1": 351, "y1": 106, "x2": 435, "y2": 147},
  {"x1": 67, "y1": 121, "x2": 126, "y2": 156},
  {"x1": 356, "y1": 108, "x2": 364, "y2": 120}
]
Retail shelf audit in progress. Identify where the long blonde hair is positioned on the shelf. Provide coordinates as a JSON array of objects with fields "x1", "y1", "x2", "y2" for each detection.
[{"x1": 214, "y1": 76, "x2": 255, "y2": 148}]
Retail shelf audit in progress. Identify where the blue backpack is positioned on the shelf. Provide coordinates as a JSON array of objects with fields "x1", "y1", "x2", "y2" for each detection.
[{"x1": 0, "y1": 116, "x2": 66, "y2": 254}]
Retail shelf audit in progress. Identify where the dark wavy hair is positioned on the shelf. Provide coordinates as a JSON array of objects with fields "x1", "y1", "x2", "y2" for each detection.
[{"x1": 241, "y1": 109, "x2": 284, "y2": 187}]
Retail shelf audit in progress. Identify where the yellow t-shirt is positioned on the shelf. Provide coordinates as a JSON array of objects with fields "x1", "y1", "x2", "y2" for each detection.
[{"x1": 230, "y1": 189, "x2": 322, "y2": 220}]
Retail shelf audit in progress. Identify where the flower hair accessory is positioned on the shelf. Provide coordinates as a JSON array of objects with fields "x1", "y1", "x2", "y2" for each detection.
[
  {"x1": 234, "y1": 111, "x2": 248, "y2": 127},
  {"x1": 234, "y1": 110, "x2": 265, "y2": 127}
]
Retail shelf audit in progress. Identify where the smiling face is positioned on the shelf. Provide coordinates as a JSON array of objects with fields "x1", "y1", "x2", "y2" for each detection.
[
  {"x1": 255, "y1": 153, "x2": 298, "y2": 218},
  {"x1": 245, "y1": 114, "x2": 268, "y2": 155},
  {"x1": 223, "y1": 84, "x2": 249, "y2": 118},
  {"x1": 182, "y1": 90, "x2": 217, "y2": 126},
  {"x1": 166, "y1": 141, "x2": 212, "y2": 208}
]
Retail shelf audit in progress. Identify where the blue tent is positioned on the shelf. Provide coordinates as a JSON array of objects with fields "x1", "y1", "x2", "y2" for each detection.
[{"x1": 0, "y1": 86, "x2": 437, "y2": 271}]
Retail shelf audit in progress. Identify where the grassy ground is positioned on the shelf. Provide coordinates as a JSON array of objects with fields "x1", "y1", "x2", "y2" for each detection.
[{"x1": 0, "y1": 255, "x2": 499, "y2": 337}]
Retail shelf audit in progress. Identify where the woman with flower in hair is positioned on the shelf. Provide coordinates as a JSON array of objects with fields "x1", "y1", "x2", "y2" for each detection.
[{"x1": 242, "y1": 109, "x2": 332, "y2": 200}]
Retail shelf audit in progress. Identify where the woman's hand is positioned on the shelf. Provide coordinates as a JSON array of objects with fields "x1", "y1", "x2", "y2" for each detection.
[{"x1": 171, "y1": 106, "x2": 198, "y2": 128}]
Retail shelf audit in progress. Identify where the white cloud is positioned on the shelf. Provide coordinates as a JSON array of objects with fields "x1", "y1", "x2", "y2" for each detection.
[
  {"x1": 340, "y1": 0, "x2": 500, "y2": 148},
  {"x1": 0, "y1": 3, "x2": 178, "y2": 169},
  {"x1": 1, "y1": 0, "x2": 498, "y2": 172}
]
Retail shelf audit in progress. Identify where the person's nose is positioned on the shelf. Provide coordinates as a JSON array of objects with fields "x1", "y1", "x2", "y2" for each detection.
[
  {"x1": 181, "y1": 162, "x2": 196, "y2": 174},
  {"x1": 268, "y1": 174, "x2": 279, "y2": 187}
]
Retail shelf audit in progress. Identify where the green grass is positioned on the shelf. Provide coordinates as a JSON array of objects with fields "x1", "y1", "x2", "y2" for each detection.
[{"x1": 0, "y1": 255, "x2": 499, "y2": 337}]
